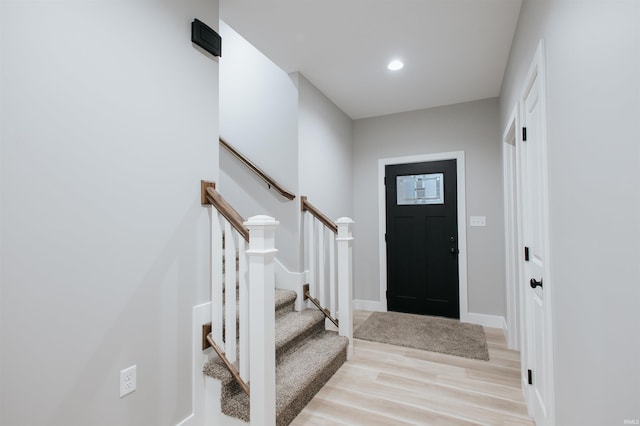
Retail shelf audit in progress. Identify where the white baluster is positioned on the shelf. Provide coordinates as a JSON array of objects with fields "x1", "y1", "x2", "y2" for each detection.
[
  {"x1": 245, "y1": 215, "x2": 278, "y2": 426},
  {"x1": 336, "y1": 217, "x2": 354, "y2": 359},
  {"x1": 306, "y1": 213, "x2": 315, "y2": 298},
  {"x1": 329, "y1": 233, "x2": 336, "y2": 323},
  {"x1": 211, "y1": 210, "x2": 224, "y2": 348},
  {"x1": 238, "y1": 237, "x2": 249, "y2": 382},
  {"x1": 224, "y1": 222, "x2": 237, "y2": 363},
  {"x1": 317, "y1": 221, "x2": 325, "y2": 307}
]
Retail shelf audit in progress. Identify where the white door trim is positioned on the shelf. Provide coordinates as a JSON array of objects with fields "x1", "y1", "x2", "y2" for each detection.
[
  {"x1": 502, "y1": 106, "x2": 520, "y2": 350},
  {"x1": 377, "y1": 151, "x2": 469, "y2": 322}
]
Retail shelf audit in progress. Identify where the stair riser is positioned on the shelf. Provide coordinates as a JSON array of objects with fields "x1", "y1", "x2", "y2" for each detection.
[
  {"x1": 276, "y1": 320, "x2": 324, "y2": 360},
  {"x1": 276, "y1": 349, "x2": 347, "y2": 426},
  {"x1": 219, "y1": 317, "x2": 326, "y2": 399},
  {"x1": 275, "y1": 299, "x2": 296, "y2": 317}
]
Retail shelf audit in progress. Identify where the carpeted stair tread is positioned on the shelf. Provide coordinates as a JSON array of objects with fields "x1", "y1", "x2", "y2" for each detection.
[
  {"x1": 275, "y1": 309, "x2": 325, "y2": 358},
  {"x1": 204, "y1": 288, "x2": 348, "y2": 425},
  {"x1": 221, "y1": 331, "x2": 349, "y2": 425},
  {"x1": 274, "y1": 332, "x2": 349, "y2": 425},
  {"x1": 204, "y1": 289, "x2": 298, "y2": 383},
  {"x1": 202, "y1": 308, "x2": 325, "y2": 383},
  {"x1": 221, "y1": 289, "x2": 297, "y2": 336}
]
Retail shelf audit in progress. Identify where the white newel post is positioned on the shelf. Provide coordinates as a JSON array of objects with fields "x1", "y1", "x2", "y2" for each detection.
[
  {"x1": 245, "y1": 215, "x2": 278, "y2": 426},
  {"x1": 336, "y1": 217, "x2": 354, "y2": 359}
]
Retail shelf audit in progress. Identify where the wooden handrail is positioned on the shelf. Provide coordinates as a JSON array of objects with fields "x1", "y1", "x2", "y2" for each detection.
[
  {"x1": 206, "y1": 334, "x2": 250, "y2": 396},
  {"x1": 303, "y1": 284, "x2": 339, "y2": 328},
  {"x1": 219, "y1": 137, "x2": 296, "y2": 201},
  {"x1": 300, "y1": 196, "x2": 337, "y2": 234},
  {"x1": 204, "y1": 185, "x2": 250, "y2": 242}
]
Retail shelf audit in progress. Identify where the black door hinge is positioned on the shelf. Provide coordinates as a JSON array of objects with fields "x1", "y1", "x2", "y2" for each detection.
[
  {"x1": 385, "y1": 233, "x2": 388, "y2": 242},
  {"x1": 384, "y1": 176, "x2": 387, "y2": 185},
  {"x1": 524, "y1": 246, "x2": 530, "y2": 261},
  {"x1": 527, "y1": 369, "x2": 533, "y2": 385},
  {"x1": 522, "y1": 127, "x2": 528, "y2": 142}
]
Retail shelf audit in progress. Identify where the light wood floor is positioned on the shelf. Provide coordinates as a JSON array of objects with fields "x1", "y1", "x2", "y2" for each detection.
[{"x1": 291, "y1": 310, "x2": 534, "y2": 426}]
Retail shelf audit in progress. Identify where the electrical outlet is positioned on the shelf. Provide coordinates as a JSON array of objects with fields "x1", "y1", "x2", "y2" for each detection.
[{"x1": 119, "y1": 365, "x2": 137, "y2": 398}]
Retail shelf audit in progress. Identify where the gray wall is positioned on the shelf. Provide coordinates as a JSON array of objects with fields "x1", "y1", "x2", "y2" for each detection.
[
  {"x1": 219, "y1": 21, "x2": 300, "y2": 269},
  {"x1": 219, "y1": 28, "x2": 355, "y2": 272},
  {"x1": 0, "y1": 1, "x2": 219, "y2": 425},
  {"x1": 353, "y1": 98, "x2": 506, "y2": 317},
  {"x1": 297, "y1": 73, "x2": 354, "y2": 220},
  {"x1": 499, "y1": 0, "x2": 640, "y2": 424}
]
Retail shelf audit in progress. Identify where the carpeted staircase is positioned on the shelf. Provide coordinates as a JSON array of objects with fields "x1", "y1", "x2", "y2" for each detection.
[{"x1": 203, "y1": 289, "x2": 349, "y2": 425}]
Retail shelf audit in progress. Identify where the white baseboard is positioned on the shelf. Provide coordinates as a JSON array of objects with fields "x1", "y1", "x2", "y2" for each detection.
[
  {"x1": 465, "y1": 312, "x2": 507, "y2": 331},
  {"x1": 176, "y1": 414, "x2": 194, "y2": 426},
  {"x1": 351, "y1": 300, "x2": 505, "y2": 333},
  {"x1": 353, "y1": 299, "x2": 387, "y2": 312}
]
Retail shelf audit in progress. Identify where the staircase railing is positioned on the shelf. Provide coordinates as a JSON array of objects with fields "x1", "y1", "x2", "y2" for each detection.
[
  {"x1": 201, "y1": 181, "x2": 278, "y2": 425},
  {"x1": 300, "y1": 196, "x2": 354, "y2": 357},
  {"x1": 219, "y1": 137, "x2": 296, "y2": 201}
]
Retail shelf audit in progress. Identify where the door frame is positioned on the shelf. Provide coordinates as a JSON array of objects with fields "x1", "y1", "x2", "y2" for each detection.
[
  {"x1": 502, "y1": 106, "x2": 521, "y2": 351},
  {"x1": 377, "y1": 151, "x2": 469, "y2": 322}
]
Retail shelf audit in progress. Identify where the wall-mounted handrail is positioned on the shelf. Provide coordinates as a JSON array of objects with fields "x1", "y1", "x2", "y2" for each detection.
[
  {"x1": 300, "y1": 196, "x2": 338, "y2": 234},
  {"x1": 204, "y1": 184, "x2": 249, "y2": 242},
  {"x1": 219, "y1": 137, "x2": 296, "y2": 201}
]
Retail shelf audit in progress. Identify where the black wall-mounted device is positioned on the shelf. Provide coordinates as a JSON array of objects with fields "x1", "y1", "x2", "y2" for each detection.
[{"x1": 191, "y1": 19, "x2": 221, "y2": 57}]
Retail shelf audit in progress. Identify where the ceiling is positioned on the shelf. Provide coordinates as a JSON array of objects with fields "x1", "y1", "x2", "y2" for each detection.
[{"x1": 220, "y1": 0, "x2": 522, "y2": 120}]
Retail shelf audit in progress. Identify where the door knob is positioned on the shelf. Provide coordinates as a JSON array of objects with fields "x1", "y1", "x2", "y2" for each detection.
[{"x1": 530, "y1": 278, "x2": 543, "y2": 289}]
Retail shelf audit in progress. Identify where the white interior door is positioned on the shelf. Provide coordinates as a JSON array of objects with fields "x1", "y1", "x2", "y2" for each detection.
[{"x1": 519, "y1": 41, "x2": 554, "y2": 426}]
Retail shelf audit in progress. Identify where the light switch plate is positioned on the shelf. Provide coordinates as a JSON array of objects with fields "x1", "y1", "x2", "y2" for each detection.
[{"x1": 470, "y1": 216, "x2": 486, "y2": 227}]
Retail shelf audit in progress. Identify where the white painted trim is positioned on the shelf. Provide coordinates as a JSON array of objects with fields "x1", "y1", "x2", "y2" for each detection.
[
  {"x1": 502, "y1": 105, "x2": 520, "y2": 351},
  {"x1": 176, "y1": 302, "x2": 212, "y2": 426},
  {"x1": 245, "y1": 215, "x2": 278, "y2": 426},
  {"x1": 275, "y1": 258, "x2": 306, "y2": 311},
  {"x1": 336, "y1": 218, "x2": 355, "y2": 359},
  {"x1": 377, "y1": 151, "x2": 469, "y2": 321},
  {"x1": 466, "y1": 312, "x2": 507, "y2": 331},
  {"x1": 180, "y1": 303, "x2": 249, "y2": 426},
  {"x1": 176, "y1": 414, "x2": 194, "y2": 426},
  {"x1": 511, "y1": 92, "x2": 529, "y2": 394},
  {"x1": 353, "y1": 299, "x2": 387, "y2": 312}
]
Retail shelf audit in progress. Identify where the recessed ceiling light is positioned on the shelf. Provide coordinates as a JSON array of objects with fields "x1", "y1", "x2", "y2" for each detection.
[{"x1": 387, "y1": 60, "x2": 404, "y2": 71}]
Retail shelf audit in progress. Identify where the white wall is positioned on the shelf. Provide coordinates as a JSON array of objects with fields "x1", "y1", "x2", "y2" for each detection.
[
  {"x1": 218, "y1": 21, "x2": 300, "y2": 269},
  {"x1": 296, "y1": 73, "x2": 353, "y2": 220},
  {"x1": 0, "y1": 1, "x2": 219, "y2": 425},
  {"x1": 353, "y1": 99, "x2": 506, "y2": 317},
  {"x1": 499, "y1": 0, "x2": 640, "y2": 424}
]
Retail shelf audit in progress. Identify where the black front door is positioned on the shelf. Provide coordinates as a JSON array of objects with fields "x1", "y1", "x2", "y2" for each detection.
[{"x1": 385, "y1": 160, "x2": 459, "y2": 318}]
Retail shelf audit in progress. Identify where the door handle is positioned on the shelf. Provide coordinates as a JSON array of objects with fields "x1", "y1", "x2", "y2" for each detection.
[
  {"x1": 530, "y1": 278, "x2": 543, "y2": 289},
  {"x1": 450, "y1": 248, "x2": 459, "y2": 254}
]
